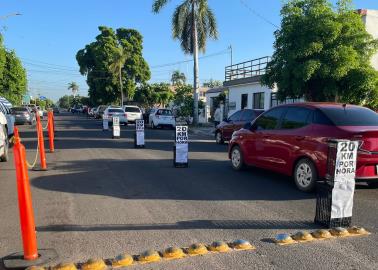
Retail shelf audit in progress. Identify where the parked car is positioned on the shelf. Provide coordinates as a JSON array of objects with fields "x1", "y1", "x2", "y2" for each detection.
[
  {"x1": 103, "y1": 106, "x2": 127, "y2": 124},
  {"x1": 149, "y1": 108, "x2": 175, "y2": 129},
  {"x1": 229, "y1": 103, "x2": 378, "y2": 192},
  {"x1": 123, "y1": 105, "x2": 142, "y2": 123},
  {"x1": 11, "y1": 107, "x2": 35, "y2": 125},
  {"x1": 0, "y1": 118, "x2": 8, "y2": 162},
  {"x1": 52, "y1": 106, "x2": 60, "y2": 114},
  {"x1": 89, "y1": 107, "x2": 97, "y2": 117},
  {"x1": 144, "y1": 108, "x2": 157, "y2": 124},
  {"x1": 95, "y1": 105, "x2": 108, "y2": 119},
  {"x1": 215, "y1": 109, "x2": 264, "y2": 144},
  {"x1": 0, "y1": 98, "x2": 15, "y2": 136}
]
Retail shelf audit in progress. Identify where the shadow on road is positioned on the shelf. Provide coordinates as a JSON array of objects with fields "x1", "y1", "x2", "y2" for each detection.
[
  {"x1": 36, "y1": 219, "x2": 317, "y2": 232},
  {"x1": 31, "y1": 158, "x2": 313, "y2": 201}
]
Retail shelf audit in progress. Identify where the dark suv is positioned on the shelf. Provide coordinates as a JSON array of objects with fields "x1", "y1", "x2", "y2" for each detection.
[{"x1": 215, "y1": 109, "x2": 263, "y2": 144}]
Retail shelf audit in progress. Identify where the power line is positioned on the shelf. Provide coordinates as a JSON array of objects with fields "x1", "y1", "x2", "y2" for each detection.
[{"x1": 239, "y1": 0, "x2": 279, "y2": 29}]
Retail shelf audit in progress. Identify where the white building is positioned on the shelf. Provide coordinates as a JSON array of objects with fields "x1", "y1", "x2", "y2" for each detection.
[
  {"x1": 223, "y1": 56, "x2": 278, "y2": 117},
  {"x1": 359, "y1": 9, "x2": 378, "y2": 70}
]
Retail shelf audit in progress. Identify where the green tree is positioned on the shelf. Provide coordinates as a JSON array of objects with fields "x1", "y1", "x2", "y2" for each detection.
[
  {"x1": 58, "y1": 95, "x2": 72, "y2": 109},
  {"x1": 109, "y1": 46, "x2": 127, "y2": 106},
  {"x1": 262, "y1": 0, "x2": 378, "y2": 107},
  {"x1": 0, "y1": 36, "x2": 27, "y2": 105},
  {"x1": 171, "y1": 70, "x2": 186, "y2": 86},
  {"x1": 152, "y1": 0, "x2": 218, "y2": 124},
  {"x1": 203, "y1": 79, "x2": 222, "y2": 88},
  {"x1": 76, "y1": 26, "x2": 151, "y2": 105},
  {"x1": 68, "y1": 82, "x2": 79, "y2": 97}
]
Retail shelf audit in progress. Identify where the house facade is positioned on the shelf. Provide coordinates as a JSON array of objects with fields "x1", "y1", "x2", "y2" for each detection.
[{"x1": 359, "y1": 9, "x2": 378, "y2": 70}]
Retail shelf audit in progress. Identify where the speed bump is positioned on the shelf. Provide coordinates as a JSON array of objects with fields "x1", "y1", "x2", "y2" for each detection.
[
  {"x1": 275, "y1": 234, "x2": 296, "y2": 245},
  {"x1": 81, "y1": 259, "x2": 107, "y2": 270},
  {"x1": 111, "y1": 254, "x2": 134, "y2": 268},
  {"x1": 347, "y1": 226, "x2": 370, "y2": 236},
  {"x1": 52, "y1": 263, "x2": 77, "y2": 270},
  {"x1": 162, "y1": 247, "x2": 186, "y2": 260},
  {"x1": 26, "y1": 266, "x2": 45, "y2": 270},
  {"x1": 312, "y1": 229, "x2": 332, "y2": 239},
  {"x1": 231, "y1": 239, "x2": 256, "y2": 251},
  {"x1": 291, "y1": 231, "x2": 314, "y2": 242},
  {"x1": 330, "y1": 227, "x2": 349, "y2": 237},
  {"x1": 208, "y1": 241, "x2": 230, "y2": 253},
  {"x1": 137, "y1": 250, "x2": 161, "y2": 264},
  {"x1": 187, "y1": 243, "x2": 208, "y2": 256}
]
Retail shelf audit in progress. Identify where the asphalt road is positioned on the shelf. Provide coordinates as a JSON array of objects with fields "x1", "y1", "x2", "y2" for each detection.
[{"x1": 1, "y1": 113, "x2": 378, "y2": 270}]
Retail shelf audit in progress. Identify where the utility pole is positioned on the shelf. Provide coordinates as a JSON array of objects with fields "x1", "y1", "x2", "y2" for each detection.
[{"x1": 229, "y1": 45, "x2": 233, "y2": 66}]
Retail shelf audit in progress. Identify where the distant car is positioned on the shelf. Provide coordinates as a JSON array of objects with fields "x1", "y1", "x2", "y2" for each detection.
[
  {"x1": 89, "y1": 107, "x2": 97, "y2": 117},
  {"x1": 149, "y1": 109, "x2": 175, "y2": 129},
  {"x1": 123, "y1": 105, "x2": 142, "y2": 123},
  {"x1": 11, "y1": 107, "x2": 35, "y2": 125},
  {"x1": 95, "y1": 105, "x2": 108, "y2": 119},
  {"x1": 144, "y1": 108, "x2": 156, "y2": 124},
  {"x1": 52, "y1": 106, "x2": 60, "y2": 114},
  {"x1": 103, "y1": 106, "x2": 127, "y2": 124},
  {"x1": 215, "y1": 109, "x2": 264, "y2": 144},
  {"x1": 229, "y1": 103, "x2": 378, "y2": 192}
]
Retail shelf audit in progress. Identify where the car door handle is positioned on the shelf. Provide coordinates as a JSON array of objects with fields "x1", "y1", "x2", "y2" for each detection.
[
  {"x1": 263, "y1": 135, "x2": 270, "y2": 138},
  {"x1": 295, "y1": 136, "x2": 305, "y2": 141}
]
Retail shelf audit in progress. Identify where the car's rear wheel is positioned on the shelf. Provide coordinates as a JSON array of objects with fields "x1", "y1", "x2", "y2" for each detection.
[
  {"x1": 215, "y1": 131, "x2": 224, "y2": 144},
  {"x1": 231, "y1": 145, "x2": 244, "y2": 171},
  {"x1": 294, "y1": 158, "x2": 317, "y2": 192},
  {"x1": 0, "y1": 126, "x2": 9, "y2": 162}
]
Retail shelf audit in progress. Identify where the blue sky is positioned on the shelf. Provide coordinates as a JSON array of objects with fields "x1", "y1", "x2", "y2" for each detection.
[{"x1": 1, "y1": 0, "x2": 377, "y2": 101}]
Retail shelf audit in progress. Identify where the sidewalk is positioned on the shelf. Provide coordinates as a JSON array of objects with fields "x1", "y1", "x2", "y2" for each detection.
[{"x1": 189, "y1": 125, "x2": 215, "y2": 137}]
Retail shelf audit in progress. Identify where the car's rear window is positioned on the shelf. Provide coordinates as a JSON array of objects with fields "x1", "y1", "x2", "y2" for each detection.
[
  {"x1": 320, "y1": 106, "x2": 378, "y2": 126},
  {"x1": 125, "y1": 107, "x2": 140, "y2": 113},
  {"x1": 108, "y1": 109, "x2": 124, "y2": 113},
  {"x1": 156, "y1": 109, "x2": 172, "y2": 116},
  {"x1": 12, "y1": 107, "x2": 28, "y2": 112}
]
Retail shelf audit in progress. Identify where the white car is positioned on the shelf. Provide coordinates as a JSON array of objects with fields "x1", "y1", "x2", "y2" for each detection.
[
  {"x1": 0, "y1": 98, "x2": 15, "y2": 136},
  {"x1": 123, "y1": 105, "x2": 142, "y2": 123},
  {"x1": 103, "y1": 106, "x2": 128, "y2": 124},
  {"x1": 0, "y1": 111, "x2": 8, "y2": 162},
  {"x1": 149, "y1": 108, "x2": 175, "y2": 129}
]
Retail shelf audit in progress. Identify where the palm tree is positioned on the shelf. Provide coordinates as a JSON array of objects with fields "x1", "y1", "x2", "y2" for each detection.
[
  {"x1": 109, "y1": 46, "x2": 128, "y2": 106},
  {"x1": 68, "y1": 82, "x2": 79, "y2": 97},
  {"x1": 153, "y1": 0, "x2": 218, "y2": 124},
  {"x1": 171, "y1": 70, "x2": 186, "y2": 86}
]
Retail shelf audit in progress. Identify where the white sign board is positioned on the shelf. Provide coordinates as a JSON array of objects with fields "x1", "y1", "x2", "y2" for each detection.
[
  {"x1": 136, "y1": 120, "x2": 145, "y2": 146},
  {"x1": 103, "y1": 116, "x2": 109, "y2": 130},
  {"x1": 331, "y1": 141, "x2": 358, "y2": 219},
  {"x1": 112, "y1": 116, "x2": 120, "y2": 138},
  {"x1": 175, "y1": 126, "x2": 188, "y2": 163}
]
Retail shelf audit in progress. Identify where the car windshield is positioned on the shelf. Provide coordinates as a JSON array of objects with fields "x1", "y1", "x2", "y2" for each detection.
[
  {"x1": 320, "y1": 106, "x2": 378, "y2": 126},
  {"x1": 108, "y1": 109, "x2": 124, "y2": 113},
  {"x1": 125, "y1": 107, "x2": 140, "y2": 113},
  {"x1": 11, "y1": 107, "x2": 28, "y2": 113},
  {"x1": 156, "y1": 109, "x2": 172, "y2": 116}
]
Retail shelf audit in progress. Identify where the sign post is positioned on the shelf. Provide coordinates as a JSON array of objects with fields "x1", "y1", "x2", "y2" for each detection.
[
  {"x1": 173, "y1": 126, "x2": 188, "y2": 168},
  {"x1": 315, "y1": 139, "x2": 358, "y2": 228},
  {"x1": 135, "y1": 119, "x2": 145, "y2": 148},
  {"x1": 112, "y1": 116, "x2": 120, "y2": 139},
  {"x1": 102, "y1": 116, "x2": 109, "y2": 131}
]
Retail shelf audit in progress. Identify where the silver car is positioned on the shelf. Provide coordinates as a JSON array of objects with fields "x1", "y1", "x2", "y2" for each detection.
[
  {"x1": 123, "y1": 105, "x2": 142, "y2": 123},
  {"x1": 103, "y1": 107, "x2": 128, "y2": 124}
]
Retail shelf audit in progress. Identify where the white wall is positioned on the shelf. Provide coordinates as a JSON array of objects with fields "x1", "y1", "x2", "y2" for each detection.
[
  {"x1": 365, "y1": 10, "x2": 378, "y2": 70},
  {"x1": 227, "y1": 82, "x2": 273, "y2": 116}
]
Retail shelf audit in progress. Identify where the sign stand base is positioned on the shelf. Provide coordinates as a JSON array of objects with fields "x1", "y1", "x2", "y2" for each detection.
[
  {"x1": 134, "y1": 133, "x2": 145, "y2": 148},
  {"x1": 173, "y1": 145, "x2": 188, "y2": 168}
]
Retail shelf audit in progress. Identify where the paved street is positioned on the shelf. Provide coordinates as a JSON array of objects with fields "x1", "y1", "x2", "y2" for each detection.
[{"x1": 1, "y1": 113, "x2": 378, "y2": 270}]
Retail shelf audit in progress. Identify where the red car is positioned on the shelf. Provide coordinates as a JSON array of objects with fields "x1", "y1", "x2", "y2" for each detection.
[
  {"x1": 215, "y1": 109, "x2": 263, "y2": 144},
  {"x1": 228, "y1": 103, "x2": 378, "y2": 192}
]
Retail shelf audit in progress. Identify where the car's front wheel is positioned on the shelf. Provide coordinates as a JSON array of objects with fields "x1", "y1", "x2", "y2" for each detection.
[
  {"x1": 230, "y1": 145, "x2": 244, "y2": 171},
  {"x1": 294, "y1": 158, "x2": 317, "y2": 192},
  {"x1": 215, "y1": 131, "x2": 224, "y2": 144}
]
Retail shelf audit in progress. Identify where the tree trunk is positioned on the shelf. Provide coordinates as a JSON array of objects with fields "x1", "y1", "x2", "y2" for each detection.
[
  {"x1": 192, "y1": 1, "x2": 199, "y2": 125},
  {"x1": 119, "y1": 67, "x2": 124, "y2": 107}
]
